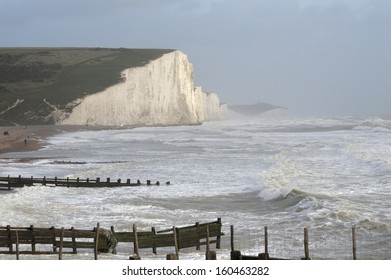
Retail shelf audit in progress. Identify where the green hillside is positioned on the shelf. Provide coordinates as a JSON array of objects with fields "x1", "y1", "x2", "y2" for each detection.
[{"x1": 0, "y1": 48, "x2": 174, "y2": 126}]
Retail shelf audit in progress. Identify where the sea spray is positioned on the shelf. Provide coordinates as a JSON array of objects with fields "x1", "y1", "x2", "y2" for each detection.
[{"x1": 1, "y1": 116, "x2": 391, "y2": 259}]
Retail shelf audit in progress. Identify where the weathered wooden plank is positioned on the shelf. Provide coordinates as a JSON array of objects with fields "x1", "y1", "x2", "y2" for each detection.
[
  {"x1": 113, "y1": 231, "x2": 155, "y2": 242},
  {"x1": 53, "y1": 241, "x2": 108, "y2": 250},
  {"x1": 0, "y1": 251, "x2": 58, "y2": 255},
  {"x1": 177, "y1": 226, "x2": 221, "y2": 237},
  {"x1": 138, "y1": 234, "x2": 175, "y2": 248},
  {"x1": 1, "y1": 230, "x2": 96, "y2": 241},
  {"x1": 1, "y1": 219, "x2": 222, "y2": 257},
  {"x1": 114, "y1": 232, "x2": 217, "y2": 249}
]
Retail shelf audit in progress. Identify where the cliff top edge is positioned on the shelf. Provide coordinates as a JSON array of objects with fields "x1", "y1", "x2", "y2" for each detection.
[{"x1": 0, "y1": 48, "x2": 180, "y2": 125}]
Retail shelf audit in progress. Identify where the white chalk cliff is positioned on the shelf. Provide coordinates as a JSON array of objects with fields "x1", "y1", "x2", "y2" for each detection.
[{"x1": 60, "y1": 50, "x2": 226, "y2": 126}]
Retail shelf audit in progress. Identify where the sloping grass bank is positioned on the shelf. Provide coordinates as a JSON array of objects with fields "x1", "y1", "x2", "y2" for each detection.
[{"x1": 0, "y1": 48, "x2": 174, "y2": 125}]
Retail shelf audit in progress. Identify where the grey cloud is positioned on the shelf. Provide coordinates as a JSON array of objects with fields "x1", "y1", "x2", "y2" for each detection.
[{"x1": 1, "y1": 0, "x2": 390, "y2": 115}]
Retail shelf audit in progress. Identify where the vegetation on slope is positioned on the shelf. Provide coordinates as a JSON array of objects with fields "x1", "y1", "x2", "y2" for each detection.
[{"x1": 0, "y1": 48, "x2": 174, "y2": 126}]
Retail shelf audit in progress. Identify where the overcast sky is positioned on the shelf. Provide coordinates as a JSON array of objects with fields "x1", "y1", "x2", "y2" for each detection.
[{"x1": 1, "y1": 0, "x2": 390, "y2": 116}]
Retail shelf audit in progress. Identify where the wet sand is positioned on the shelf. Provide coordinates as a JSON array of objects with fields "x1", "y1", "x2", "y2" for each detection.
[{"x1": 0, "y1": 125, "x2": 120, "y2": 156}]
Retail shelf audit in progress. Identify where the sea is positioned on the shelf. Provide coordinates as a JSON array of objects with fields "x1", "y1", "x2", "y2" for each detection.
[{"x1": 1, "y1": 115, "x2": 391, "y2": 260}]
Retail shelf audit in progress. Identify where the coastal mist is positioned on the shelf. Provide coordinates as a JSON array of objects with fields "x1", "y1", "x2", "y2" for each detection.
[{"x1": 1, "y1": 116, "x2": 391, "y2": 259}]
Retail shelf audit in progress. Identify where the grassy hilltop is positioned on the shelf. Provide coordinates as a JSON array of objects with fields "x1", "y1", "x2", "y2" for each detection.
[{"x1": 0, "y1": 48, "x2": 174, "y2": 126}]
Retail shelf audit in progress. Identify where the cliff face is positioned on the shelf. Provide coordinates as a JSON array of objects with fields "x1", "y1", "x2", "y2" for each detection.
[{"x1": 61, "y1": 51, "x2": 225, "y2": 126}]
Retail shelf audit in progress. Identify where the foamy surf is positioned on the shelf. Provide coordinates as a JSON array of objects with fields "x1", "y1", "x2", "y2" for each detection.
[{"x1": 1, "y1": 116, "x2": 390, "y2": 259}]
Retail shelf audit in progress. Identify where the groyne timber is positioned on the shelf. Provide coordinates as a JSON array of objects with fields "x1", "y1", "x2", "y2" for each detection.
[
  {"x1": 1, "y1": 219, "x2": 223, "y2": 260},
  {"x1": 1, "y1": 218, "x2": 383, "y2": 260},
  {"x1": 0, "y1": 175, "x2": 168, "y2": 189}
]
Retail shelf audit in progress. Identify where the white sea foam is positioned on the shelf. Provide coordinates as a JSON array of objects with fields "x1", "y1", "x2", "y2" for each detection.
[{"x1": 1, "y1": 116, "x2": 391, "y2": 259}]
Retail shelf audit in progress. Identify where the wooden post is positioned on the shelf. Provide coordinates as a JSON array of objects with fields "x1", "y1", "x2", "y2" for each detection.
[
  {"x1": 71, "y1": 227, "x2": 77, "y2": 254},
  {"x1": 96, "y1": 177, "x2": 100, "y2": 183},
  {"x1": 231, "y1": 250, "x2": 242, "y2": 260},
  {"x1": 77, "y1": 177, "x2": 80, "y2": 187},
  {"x1": 205, "y1": 225, "x2": 217, "y2": 260},
  {"x1": 195, "y1": 222, "x2": 200, "y2": 250},
  {"x1": 216, "y1": 217, "x2": 222, "y2": 249},
  {"x1": 67, "y1": 177, "x2": 70, "y2": 188},
  {"x1": 229, "y1": 225, "x2": 242, "y2": 260},
  {"x1": 126, "y1": 179, "x2": 131, "y2": 185},
  {"x1": 30, "y1": 225, "x2": 36, "y2": 253},
  {"x1": 206, "y1": 225, "x2": 210, "y2": 259},
  {"x1": 166, "y1": 253, "x2": 178, "y2": 260},
  {"x1": 129, "y1": 224, "x2": 141, "y2": 260},
  {"x1": 176, "y1": 227, "x2": 180, "y2": 253},
  {"x1": 7, "y1": 175, "x2": 10, "y2": 190},
  {"x1": 166, "y1": 223, "x2": 181, "y2": 261},
  {"x1": 206, "y1": 225, "x2": 216, "y2": 260},
  {"x1": 173, "y1": 226, "x2": 179, "y2": 260},
  {"x1": 43, "y1": 176, "x2": 46, "y2": 185},
  {"x1": 107, "y1": 177, "x2": 110, "y2": 183},
  {"x1": 59, "y1": 227, "x2": 64, "y2": 260},
  {"x1": 133, "y1": 224, "x2": 139, "y2": 257},
  {"x1": 264, "y1": 226, "x2": 268, "y2": 260},
  {"x1": 303, "y1": 228, "x2": 310, "y2": 260},
  {"x1": 230, "y1": 225, "x2": 234, "y2": 252},
  {"x1": 7, "y1": 225, "x2": 12, "y2": 252},
  {"x1": 94, "y1": 223, "x2": 100, "y2": 260},
  {"x1": 111, "y1": 226, "x2": 117, "y2": 254},
  {"x1": 352, "y1": 227, "x2": 357, "y2": 260},
  {"x1": 51, "y1": 226, "x2": 57, "y2": 252},
  {"x1": 152, "y1": 227, "x2": 157, "y2": 254},
  {"x1": 15, "y1": 230, "x2": 19, "y2": 260},
  {"x1": 147, "y1": 180, "x2": 151, "y2": 186}
]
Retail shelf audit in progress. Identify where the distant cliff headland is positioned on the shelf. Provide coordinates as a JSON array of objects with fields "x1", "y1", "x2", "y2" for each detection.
[
  {"x1": 229, "y1": 103, "x2": 287, "y2": 117},
  {"x1": 0, "y1": 48, "x2": 227, "y2": 126}
]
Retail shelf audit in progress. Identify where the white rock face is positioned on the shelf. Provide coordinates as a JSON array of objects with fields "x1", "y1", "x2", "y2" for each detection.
[{"x1": 60, "y1": 50, "x2": 225, "y2": 126}]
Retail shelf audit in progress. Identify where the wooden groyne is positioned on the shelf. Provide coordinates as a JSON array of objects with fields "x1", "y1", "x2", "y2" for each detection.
[
  {"x1": 0, "y1": 224, "x2": 115, "y2": 260},
  {"x1": 0, "y1": 219, "x2": 223, "y2": 260},
  {"x1": 0, "y1": 175, "x2": 169, "y2": 189},
  {"x1": 0, "y1": 221, "x2": 387, "y2": 260},
  {"x1": 229, "y1": 225, "x2": 362, "y2": 260}
]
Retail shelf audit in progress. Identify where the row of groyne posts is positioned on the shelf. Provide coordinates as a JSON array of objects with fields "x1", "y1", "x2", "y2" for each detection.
[
  {"x1": 0, "y1": 219, "x2": 223, "y2": 260},
  {"x1": 230, "y1": 226, "x2": 360, "y2": 260},
  {"x1": 1, "y1": 219, "x2": 362, "y2": 260},
  {"x1": 0, "y1": 175, "x2": 170, "y2": 189}
]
